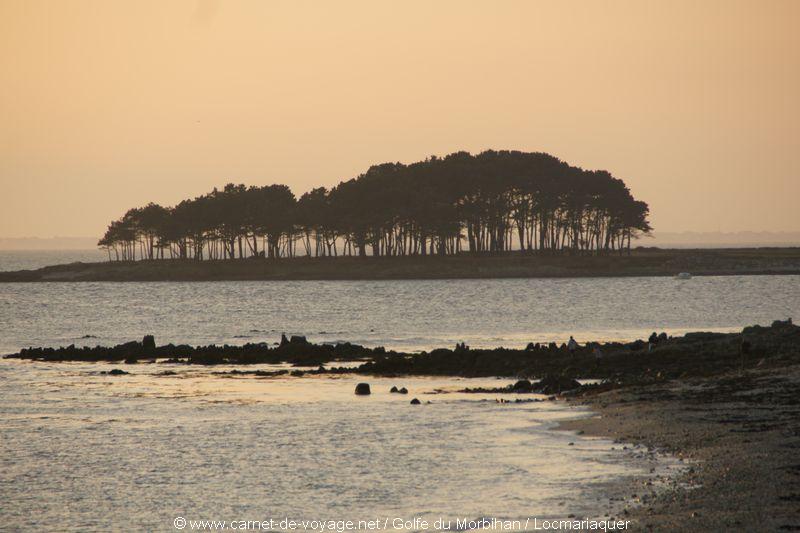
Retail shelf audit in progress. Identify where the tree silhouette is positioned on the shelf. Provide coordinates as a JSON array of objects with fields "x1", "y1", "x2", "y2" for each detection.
[{"x1": 98, "y1": 150, "x2": 652, "y2": 260}]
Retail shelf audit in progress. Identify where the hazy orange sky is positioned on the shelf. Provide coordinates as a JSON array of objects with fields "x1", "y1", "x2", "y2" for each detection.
[{"x1": 1, "y1": 0, "x2": 798, "y2": 238}]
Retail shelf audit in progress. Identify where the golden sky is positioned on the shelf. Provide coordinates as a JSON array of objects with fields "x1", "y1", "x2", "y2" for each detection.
[{"x1": 1, "y1": 0, "x2": 798, "y2": 238}]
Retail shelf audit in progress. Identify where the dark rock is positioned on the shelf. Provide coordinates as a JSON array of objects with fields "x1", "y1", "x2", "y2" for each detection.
[
  {"x1": 533, "y1": 375, "x2": 581, "y2": 394},
  {"x1": 399, "y1": 387, "x2": 408, "y2": 394},
  {"x1": 355, "y1": 383, "x2": 371, "y2": 395},
  {"x1": 629, "y1": 339, "x2": 646, "y2": 350},
  {"x1": 124, "y1": 356, "x2": 138, "y2": 364},
  {"x1": 106, "y1": 369, "x2": 129, "y2": 375},
  {"x1": 741, "y1": 340, "x2": 752, "y2": 354},
  {"x1": 512, "y1": 379, "x2": 533, "y2": 392},
  {"x1": 142, "y1": 335, "x2": 156, "y2": 351},
  {"x1": 290, "y1": 335, "x2": 308, "y2": 344},
  {"x1": 410, "y1": 398, "x2": 421, "y2": 405},
  {"x1": 390, "y1": 386, "x2": 399, "y2": 393}
]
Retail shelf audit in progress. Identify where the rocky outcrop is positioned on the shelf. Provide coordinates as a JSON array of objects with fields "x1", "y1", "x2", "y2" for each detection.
[
  {"x1": 532, "y1": 375, "x2": 581, "y2": 394},
  {"x1": 7, "y1": 322, "x2": 800, "y2": 387},
  {"x1": 7, "y1": 336, "x2": 381, "y2": 366},
  {"x1": 142, "y1": 335, "x2": 156, "y2": 351},
  {"x1": 460, "y1": 377, "x2": 579, "y2": 394},
  {"x1": 512, "y1": 379, "x2": 533, "y2": 392}
]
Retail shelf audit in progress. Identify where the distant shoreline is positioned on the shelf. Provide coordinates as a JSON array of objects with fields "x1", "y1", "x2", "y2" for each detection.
[{"x1": 1, "y1": 247, "x2": 799, "y2": 282}]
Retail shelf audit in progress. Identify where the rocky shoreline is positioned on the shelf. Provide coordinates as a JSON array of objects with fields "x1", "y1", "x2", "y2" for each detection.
[
  {"x1": 559, "y1": 362, "x2": 800, "y2": 531},
  {"x1": 7, "y1": 320, "x2": 799, "y2": 379},
  {"x1": 6, "y1": 333, "x2": 380, "y2": 366},
  {"x1": 6, "y1": 321, "x2": 800, "y2": 530},
  {"x1": 1, "y1": 247, "x2": 800, "y2": 282}
]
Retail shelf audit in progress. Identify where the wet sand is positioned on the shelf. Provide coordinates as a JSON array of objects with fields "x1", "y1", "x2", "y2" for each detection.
[{"x1": 561, "y1": 363, "x2": 800, "y2": 531}]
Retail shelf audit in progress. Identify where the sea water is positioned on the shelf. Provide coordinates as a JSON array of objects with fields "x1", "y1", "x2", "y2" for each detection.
[
  {"x1": 0, "y1": 274, "x2": 797, "y2": 354},
  {"x1": 2, "y1": 252, "x2": 794, "y2": 531},
  {"x1": 0, "y1": 360, "x2": 676, "y2": 531}
]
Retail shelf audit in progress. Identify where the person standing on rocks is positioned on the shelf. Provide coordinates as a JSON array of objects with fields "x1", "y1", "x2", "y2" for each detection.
[{"x1": 567, "y1": 336, "x2": 578, "y2": 355}]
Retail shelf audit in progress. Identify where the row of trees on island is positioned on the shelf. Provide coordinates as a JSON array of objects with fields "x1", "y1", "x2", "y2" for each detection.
[{"x1": 98, "y1": 150, "x2": 652, "y2": 261}]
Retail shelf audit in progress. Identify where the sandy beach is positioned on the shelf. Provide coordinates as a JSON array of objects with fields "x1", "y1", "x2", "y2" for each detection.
[{"x1": 562, "y1": 363, "x2": 800, "y2": 531}]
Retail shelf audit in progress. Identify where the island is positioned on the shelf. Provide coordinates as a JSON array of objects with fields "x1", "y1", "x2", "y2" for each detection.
[{"x1": 2, "y1": 247, "x2": 799, "y2": 282}]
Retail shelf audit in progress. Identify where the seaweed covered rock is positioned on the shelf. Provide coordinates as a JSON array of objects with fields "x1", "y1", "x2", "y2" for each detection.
[
  {"x1": 355, "y1": 383, "x2": 371, "y2": 395},
  {"x1": 6, "y1": 336, "x2": 378, "y2": 366},
  {"x1": 511, "y1": 379, "x2": 533, "y2": 392},
  {"x1": 142, "y1": 335, "x2": 156, "y2": 351},
  {"x1": 533, "y1": 375, "x2": 581, "y2": 394},
  {"x1": 771, "y1": 318, "x2": 793, "y2": 328}
]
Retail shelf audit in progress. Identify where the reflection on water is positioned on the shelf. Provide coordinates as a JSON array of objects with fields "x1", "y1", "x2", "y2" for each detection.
[
  {"x1": 1, "y1": 275, "x2": 798, "y2": 354},
  {"x1": 0, "y1": 360, "x2": 680, "y2": 531}
]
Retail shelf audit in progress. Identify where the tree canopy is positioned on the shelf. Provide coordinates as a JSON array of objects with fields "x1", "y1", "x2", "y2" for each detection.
[{"x1": 98, "y1": 150, "x2": 652, "y2": 261}]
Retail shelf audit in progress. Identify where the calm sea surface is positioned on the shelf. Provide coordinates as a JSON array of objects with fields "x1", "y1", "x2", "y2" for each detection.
[
  {"x1": 0, "y1": 361, "x2": 680, "y2": 531},
  {"x1": 0, "y1": 249, "x2": 107, "y2": 271},
  {"x1": 1, "y1": 250, "x2": 795, "y2": 531},
  {"x1": 0, "y1": 274, "x2": 797, "y2": 355}
]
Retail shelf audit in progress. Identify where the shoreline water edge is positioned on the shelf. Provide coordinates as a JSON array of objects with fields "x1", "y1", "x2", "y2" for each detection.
[
  {"x1": 0, "y1": 358, "x2": 684, "y2": 531},
  {"x1": 559, "y1": 359, "x2": 800, "y2": 531},
  {"x1": 5, "y1": 320, "x2": 799, "y2": 530}
]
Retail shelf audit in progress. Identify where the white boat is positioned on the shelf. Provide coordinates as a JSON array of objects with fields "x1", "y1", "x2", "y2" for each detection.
[{"x1": 675, "y1": 272, "x2": 692, "y2": 280}]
